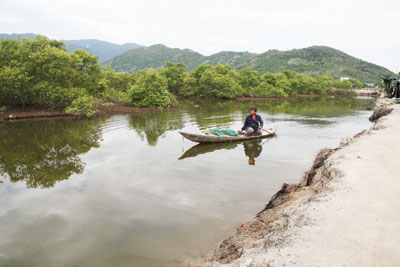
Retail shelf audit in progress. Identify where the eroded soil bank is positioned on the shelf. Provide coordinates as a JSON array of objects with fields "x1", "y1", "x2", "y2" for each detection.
[
  {"x1": 197, "y1": 99, "x2": 400, "y2": 267},
  {"x1": 0, "y1": 102, "x2": 155, "y2": 123}
]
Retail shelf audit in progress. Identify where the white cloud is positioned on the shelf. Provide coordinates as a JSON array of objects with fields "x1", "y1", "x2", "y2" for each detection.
[{"x1": 0, "y1": 0, "x2": 399, "y2": 72}]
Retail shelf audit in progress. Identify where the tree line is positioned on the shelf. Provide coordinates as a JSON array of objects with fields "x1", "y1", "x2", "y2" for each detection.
[{"x1": 0, "y1": 35, "x2": 364, "y2": 115}]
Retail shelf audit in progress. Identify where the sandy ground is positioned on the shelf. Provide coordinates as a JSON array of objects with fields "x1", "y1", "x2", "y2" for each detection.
[
  {"x1": 355, "y1": 87, "x2": 381, "y2": 97},
  {"x1": 201, "y1": 100, "x2": 400, "y2": 267}
]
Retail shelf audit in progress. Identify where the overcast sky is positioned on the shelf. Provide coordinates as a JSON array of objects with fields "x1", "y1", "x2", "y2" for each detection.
[{"x1": 1, "y1": 0, "x2": 399, "y2": 72}]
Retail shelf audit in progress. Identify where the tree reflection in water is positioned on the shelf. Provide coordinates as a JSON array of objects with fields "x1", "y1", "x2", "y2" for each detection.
[
  {"x1": 0, "y1": 118, "x2": 102, "y2": 188},
  {"x1": 127, "y1": 110, "x2": 184, "y2": 146},
  {"x1": 0, "y1": 97, "x2": 375, "y2": 188}
]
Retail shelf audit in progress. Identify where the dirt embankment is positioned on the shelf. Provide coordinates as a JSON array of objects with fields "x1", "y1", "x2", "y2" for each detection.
[
  {"x1": 0, "y1": 102, "x2": 162, "y2": 123},
  {"x1": 198, "y1": 100, "x2": 399, "y2": 267},
  {"x1": 355, "y1": 87, "x2": 381, "y2": 97}
]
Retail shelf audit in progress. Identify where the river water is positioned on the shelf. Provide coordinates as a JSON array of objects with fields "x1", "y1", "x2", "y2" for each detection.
[{"x1": 0, "y1": 97, "x2": 375, "y2": 267}]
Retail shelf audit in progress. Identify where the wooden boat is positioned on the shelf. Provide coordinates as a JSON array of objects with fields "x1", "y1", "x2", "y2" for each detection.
[{"x1": 179, "y1": 128, "x2": 276, "y2": 143}]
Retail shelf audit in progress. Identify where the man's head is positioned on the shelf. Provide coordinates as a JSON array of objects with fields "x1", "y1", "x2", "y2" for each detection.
[
  {"x1": 248, "y1": 155, "x2": 255, "y2": 165},
  {"x1": 250, "y1": 107, "x2": 257, "y2": 116}
]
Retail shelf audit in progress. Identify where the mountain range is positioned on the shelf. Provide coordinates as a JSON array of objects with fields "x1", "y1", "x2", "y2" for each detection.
[
  {"x1": 0, "y1": 33, "x2": 394, "y2": 83},
  {"x1": 0, "y1": 33, "x2": 143, "y2": 62},
  {"x1": 106, "y1": 44, "x2": 394, "y2": 83}
]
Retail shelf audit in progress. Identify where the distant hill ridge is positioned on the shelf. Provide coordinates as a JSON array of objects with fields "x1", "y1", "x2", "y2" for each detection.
[
  {"x1": 106, "y1": 44, "x2": 394, "y2": 83},
  {"x1": 0, "y1": 33, "x2": 143, "y2": 62}
]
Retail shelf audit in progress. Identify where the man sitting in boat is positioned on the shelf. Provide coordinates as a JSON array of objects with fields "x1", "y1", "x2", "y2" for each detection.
[{"x1": 237, "y1": 107, "x2": 264, "y2": 137}]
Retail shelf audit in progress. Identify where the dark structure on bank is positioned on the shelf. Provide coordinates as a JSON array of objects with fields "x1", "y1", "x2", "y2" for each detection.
[{"x1": 382, "y1": 76, "x2": 400, "y2": 98}]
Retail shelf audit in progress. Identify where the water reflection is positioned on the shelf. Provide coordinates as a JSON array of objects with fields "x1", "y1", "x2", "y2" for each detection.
[
  {"x1": 179, "y1": 139, "x2": 269, "y2": 165},
  {"x1": 244, "y1": 140, "x2": 263, "y2": 165},
  {"x1": 0, "y1": 97, "x2": 376, "y2": 189},
  {"x1": 179, "y1": 97, "x2": 376, "y2": 129},
  {"x1": 261, "y1": 97, "x2": 375, "y2": 117},
  {"x1": 125, "y1": 97, "x2": 375, "y2": 148},
  {"x1": 0, "y1": 97, "x2": 376, "y2": 267},
  {"x1": 0, "y1": 118, "x2": 102, "y2": 188},
  {"x1": 179, "y1": 142, "x2": 237, "y2": 160},
  {"x1": 127, "y1": 110, "x2": 184, "y2": 146},
  {"x1": 181, "y1": 100, "x2": 241, "y2": 129}
]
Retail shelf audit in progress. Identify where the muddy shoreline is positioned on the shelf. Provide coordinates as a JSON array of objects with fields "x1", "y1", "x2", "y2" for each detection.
[
  {"x1": 197, "y1": 98, "x2": 398, "y2": 266},
  {"x1": 0, "y1": 102, "x2": 170, "y2": 123}
]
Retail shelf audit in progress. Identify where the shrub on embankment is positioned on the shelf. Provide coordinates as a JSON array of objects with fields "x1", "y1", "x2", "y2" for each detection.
[
  {"x1": 0, "y1": 36, "x2": 102, "y2": 109},
  {"x1": 128, "y1": 69, "x2": 176, "y2": 108}
]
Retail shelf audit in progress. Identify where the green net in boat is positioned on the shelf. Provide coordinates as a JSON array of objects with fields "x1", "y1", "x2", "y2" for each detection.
[{"x1": 209, "y1": 128, "x2": 239, "y2": 136}]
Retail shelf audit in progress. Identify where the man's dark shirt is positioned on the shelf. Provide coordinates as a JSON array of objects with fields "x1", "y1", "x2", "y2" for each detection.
[
  {"x1": 244, "y1": 141, "x2": 263, "y2": 158},
  {"x1": 241, "y1": 114, "x2": 264, "y2": 131}
]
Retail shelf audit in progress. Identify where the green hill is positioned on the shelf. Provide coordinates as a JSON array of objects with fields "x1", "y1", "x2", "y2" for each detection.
[
  {"x1": 106, "y1": 44, "x2": 205, "y2": 72},
  {"x1": 61, "y1": 39, "x2": 143, "y2": 62},
  {"x1": 244, "y1": 46, "x2": 393, "y2": 84},
  {"x1": 204, "y1": 51, "x2": 258, "y2": 69},
  {"x1": 0, "y1": 33, "x2": 36, "y2": 40},
  {"x1": 106, "y1": 45, "x2": 394, "y2": 83},
  {"x1": 0, "y1": 33, "x2": 143, "y2": 62}
]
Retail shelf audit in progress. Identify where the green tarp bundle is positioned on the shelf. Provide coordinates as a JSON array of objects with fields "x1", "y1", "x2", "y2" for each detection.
[{"x1": 209, "y1": 128, "x2": 239, "y2": 137}]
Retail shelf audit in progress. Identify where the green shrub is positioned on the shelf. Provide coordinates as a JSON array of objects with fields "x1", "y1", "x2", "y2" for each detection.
[
  {"x1": 0, "y1": 105, "x2": 6, "y2": 118},
  {"x1": 37, "y1": 86, "x2": 87, "y2": 110},
  {"x1": 101, "y1": 86, "x2": 127, "y2": 102},
  {"x1": 349, "y1": 78, "x2": 364, "y2": 89},
  {"x1": 195, "y1": 64, "x2": 243, "y2": 98},
  {"x1": 128, "y1": 69, "x2": 176, "y2": 108},
  {"x1": 65, "y1": 96, "x2": 97, "y2": 117},
  {"x1": 335, "y1": 80, "x2": 353, "y2": 89},
  {"x1": 100, "y1": 102, "x2": 114, "y2": 107},
  {"x1": 253, "y1": 82, "x2": 288, "y2": 97},
  {"x1": 239, "y1": 67, "x2": 261, "y2": 96},
  {"x1": 160, "y1": 62, "x2": 188, "y2": 95},
  {"x1": 0, "y1": 35, "x2": 103, "y2": 108}
]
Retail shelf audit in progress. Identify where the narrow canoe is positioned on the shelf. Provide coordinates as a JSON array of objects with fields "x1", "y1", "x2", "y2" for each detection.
[{"x1": 179, "y1": 128, "x2": 277, "y2": 143}]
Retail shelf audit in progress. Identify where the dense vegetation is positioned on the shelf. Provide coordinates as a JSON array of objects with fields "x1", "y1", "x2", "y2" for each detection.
[
  {"x1": 0, "y1": 36, "x2": 364, "y2": 114},
  {"x1": 156, "y1": 62, "x2": 363, "y2": 98},
  {"x1": 106, "y1": 44, "x2": 394, "y2": 84}
]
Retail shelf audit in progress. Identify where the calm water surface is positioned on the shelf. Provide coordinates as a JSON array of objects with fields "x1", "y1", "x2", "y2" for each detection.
[{"x1": 0, "y1": 97, "x2": 375, "y2": 267}]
